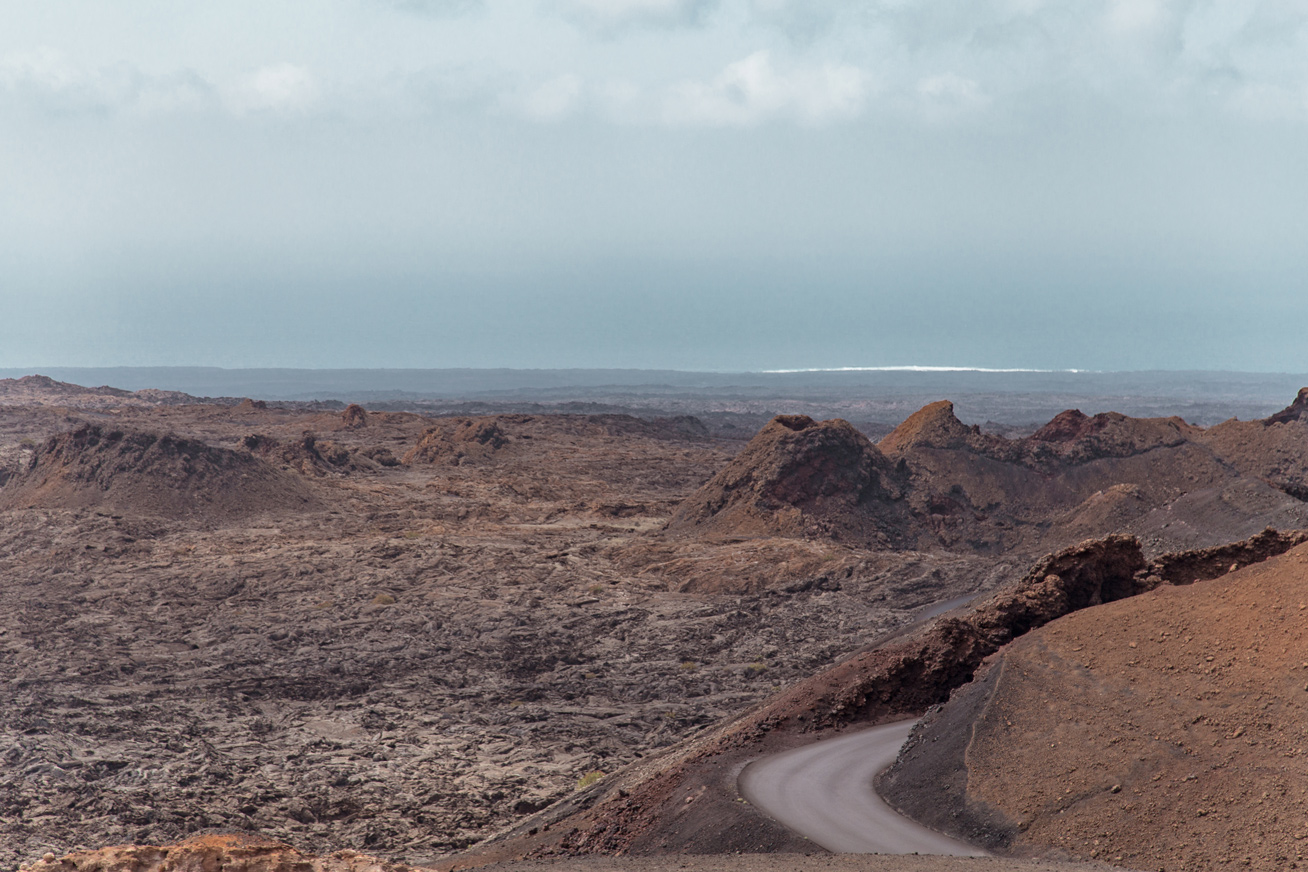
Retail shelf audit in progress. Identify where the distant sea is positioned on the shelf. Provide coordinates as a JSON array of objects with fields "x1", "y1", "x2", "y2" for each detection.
[{"x1": 3, "y1": 366, "x2": 1305, "y2": 427}]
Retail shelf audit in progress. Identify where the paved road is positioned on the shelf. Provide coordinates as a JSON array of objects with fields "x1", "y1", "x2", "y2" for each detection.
[{"x1": 737, "y1": 720, "x2": 987, "y2": 855}]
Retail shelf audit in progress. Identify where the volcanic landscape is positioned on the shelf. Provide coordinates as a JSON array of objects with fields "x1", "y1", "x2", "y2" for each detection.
[{"x1": 4, "y1": 374, "x2": 1308, "y2": 872}]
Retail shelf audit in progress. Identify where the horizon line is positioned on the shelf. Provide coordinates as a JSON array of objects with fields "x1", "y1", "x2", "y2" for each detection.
[{"x1": 759, "y1": 366, "x2": 1089, "y2": 374}]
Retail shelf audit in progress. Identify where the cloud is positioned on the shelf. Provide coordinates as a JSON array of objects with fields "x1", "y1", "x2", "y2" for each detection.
[
  {"x1": 663, "y1": 50, "x2": 869, "y2": 126},
  {"x1": 517, "y1": 73, "x2": 584, "y2": 120},
  {"x1": 745, "y1": 0, "x2": 850, "y2": 41},
  {"x1": 230, "y1": 63, "x2": 320, "y2": 114},
  {"x1": 0, "y1": 48, "x2": 215, "y2": 116},
  {"x1": 916, "y1": 73, "x2": 990, "y2": 119},
  {"x1": 383, "y1": 0, "x2": 483, "y2": 15},
  {"x1": 556, "y1": 0, "x2": 718, "y2": 33}
]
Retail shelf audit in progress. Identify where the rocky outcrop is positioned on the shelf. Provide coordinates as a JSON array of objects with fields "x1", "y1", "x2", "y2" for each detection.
[
  {"x1": 879, "y1": 402, "x2": 1197, "y2": 468},
  {"x1": 341, "y1": 404, "x2": 369, "y2": 429},
  {"x1": 665, "y1": 415, "x2": 910, "y2": 546},
  {"x1": 1264, "y1": 386, "x2": 1308, "y2": 425},
  {"x1": 877, "y1": 401, "x2": 983, "y2": 456},
  {"x1": 1141, "y1": 526, "x2": 1308, "y2": 586},
  {"x1": 0, "y1": 425, "x2": 318, "y2": 521},
  {"x1": 403, "y1": 418, "x2": 509, "y2": 465}
]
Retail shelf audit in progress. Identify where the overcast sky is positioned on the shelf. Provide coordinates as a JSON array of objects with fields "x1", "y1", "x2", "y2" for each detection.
[{"x1": 3, "y1": 0, "x2": 1307, "y2": 372}]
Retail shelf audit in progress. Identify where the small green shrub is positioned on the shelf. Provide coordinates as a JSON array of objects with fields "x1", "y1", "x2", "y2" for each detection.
[{"x1": 575, "y1": 770, "x2": 605, "y2": 790}]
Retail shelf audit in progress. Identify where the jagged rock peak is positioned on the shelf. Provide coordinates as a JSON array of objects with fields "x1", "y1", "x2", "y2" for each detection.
[
  {"x1": 878, "y1": 400, "x2": 976, "y2": 456},
  {"x1": 1266, "y1": 387, "x2": 1308, "y2": 425}
]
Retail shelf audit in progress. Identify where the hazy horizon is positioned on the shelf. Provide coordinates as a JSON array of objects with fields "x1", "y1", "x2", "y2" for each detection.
[{"x1": 4, "y1": 2, "x2": 1307, "y2": 373}]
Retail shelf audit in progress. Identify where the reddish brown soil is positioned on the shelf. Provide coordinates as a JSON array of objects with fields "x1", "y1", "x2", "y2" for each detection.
[{"x1": 885, "y1": 542, "x2": 1308, "y2": 871}]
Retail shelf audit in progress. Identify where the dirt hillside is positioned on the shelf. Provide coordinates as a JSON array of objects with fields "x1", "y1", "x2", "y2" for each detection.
[
  {"x1": 0, "y1": 424, "x2": 319, "y2": 521},
  {"x1": 881, "y1": 541, "x2": 1308, "y2": 871}
]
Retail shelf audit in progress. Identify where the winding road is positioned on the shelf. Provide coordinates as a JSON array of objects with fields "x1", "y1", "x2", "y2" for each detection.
[{"x1": 737, "y1": 720, "x2": 987, "y2": 856}]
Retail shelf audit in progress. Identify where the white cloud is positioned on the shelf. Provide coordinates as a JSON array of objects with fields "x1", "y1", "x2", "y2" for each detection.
[
  {"x1": 663, "y1": 50, "x2": 869, "y2": 126},
  {"x1": 0, "y1": 47, "x2": 82, "y2": 93},
  {"x1": 517, "y1": 73, "x2": 584, "y2": 120},
  {"x1": 383, "y1": 0, "x2": 484, "y2": 16},
  {"x1": 0, "y1": 48, "x2": 214, "y2": 116},
  {"x1": 1104, "y1": 0, "x2": 1170, "y2": 38},
  {"x1": 229, "y1": 63, "x2": 320, "y2": 114},
  {"x1": 916, "y1": 73, "x2": 990, "y2": 118},
  {"x1": 556, "y1": 0, "x2": 717, "y2": 32}
]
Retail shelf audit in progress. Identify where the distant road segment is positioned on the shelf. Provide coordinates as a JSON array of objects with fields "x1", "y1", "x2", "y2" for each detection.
[{"x1": 737, "y1": 720, "x2": 987, "y2": 856}]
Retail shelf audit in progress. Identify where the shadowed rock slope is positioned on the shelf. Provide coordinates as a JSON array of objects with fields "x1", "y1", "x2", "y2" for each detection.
[
  {"x1": 882, "y1": 534, "x2": 1308, "y2": 872},
  {"x1": 0, "y1": 424, "x2": 319, "y2": 521},
  {"x1": 664, "y1": 415, "x2": 910, "y2": 546}
]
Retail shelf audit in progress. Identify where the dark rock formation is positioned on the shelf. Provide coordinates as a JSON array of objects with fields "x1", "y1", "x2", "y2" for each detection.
[{"x1": 665, "y1": 415, "x2": 909, "y2": 546}]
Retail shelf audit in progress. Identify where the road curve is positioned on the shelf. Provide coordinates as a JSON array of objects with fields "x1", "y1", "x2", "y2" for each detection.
[{"x1": 737, "y1": 720, "x2": 987, "y2": 856}]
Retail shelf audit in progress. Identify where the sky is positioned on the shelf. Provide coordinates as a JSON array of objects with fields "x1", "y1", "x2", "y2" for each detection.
[{"x1": 2, "y1": 0, "x2": 1307, "y2": 372}]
